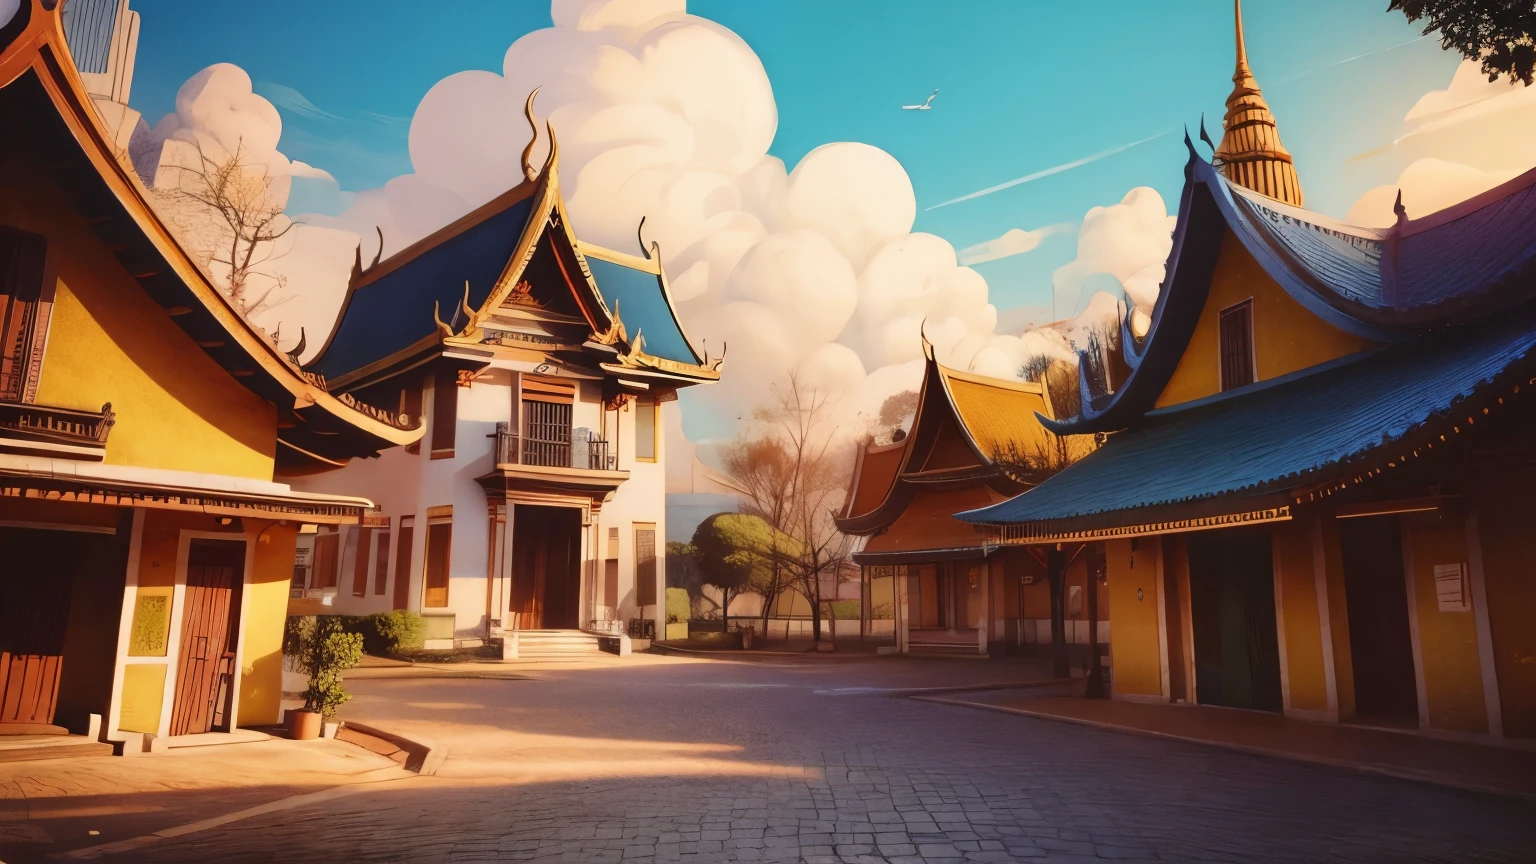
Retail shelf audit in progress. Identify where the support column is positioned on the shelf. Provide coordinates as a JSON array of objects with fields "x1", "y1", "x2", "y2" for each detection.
[{"x1": 1465, "y1": 513, "x2": 1504, "y2": 738}]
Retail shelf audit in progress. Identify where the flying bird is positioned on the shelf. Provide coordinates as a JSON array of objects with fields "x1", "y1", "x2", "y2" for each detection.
[{"x1": 902, "y1": 88, "x2": 939, "y2": 111}]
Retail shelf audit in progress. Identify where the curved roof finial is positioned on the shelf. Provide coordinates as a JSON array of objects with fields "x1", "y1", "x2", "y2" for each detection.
[
  {"x1": 521, "y1": 87, "x2": 542, "y2": 183},
  {"x1": 637, "y1": 216, "x2": 651, "y2": 259},
  {"x1": 544, "y1": 118, "x2": 560, "y2": 173},
  {"x1": 369, "y1": 226, "x2": 384, "y2": 270},
  {"x1": 919, "y1": 317, "x2": 934, "y2": 361}
]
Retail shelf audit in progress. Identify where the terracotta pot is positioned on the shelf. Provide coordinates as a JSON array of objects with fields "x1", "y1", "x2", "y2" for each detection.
[{"x1": 287, "y1": 709, "x2": 322, "y2": 740}]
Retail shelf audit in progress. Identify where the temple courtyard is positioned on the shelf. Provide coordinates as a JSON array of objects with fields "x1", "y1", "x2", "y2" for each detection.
[{"x1": 4, "y1": 653, "x2": 1534, "y2": 864}]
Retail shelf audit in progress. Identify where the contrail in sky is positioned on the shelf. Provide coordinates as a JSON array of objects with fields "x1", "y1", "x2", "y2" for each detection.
[
  {"x1": 1275, "y1": 34, "x2": 1431, "y2": 85},
  {"x1": 926, "y1": 129, "x2": 1173, "y2": 211}
]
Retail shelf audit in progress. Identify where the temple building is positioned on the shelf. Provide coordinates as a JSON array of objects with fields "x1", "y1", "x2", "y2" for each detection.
[
  {"x1": 837, "y1": 343, "x2": 1095, "y2": 656},
  {"x1": 287, "y1": 96, "x2": 720, "y2": 655},
  {"x1": 961, "y1": 1, "x2": 1536, "y2": 742},
  {"x1": 0, "y1": 0, "x2": 419, "y2": 752}
]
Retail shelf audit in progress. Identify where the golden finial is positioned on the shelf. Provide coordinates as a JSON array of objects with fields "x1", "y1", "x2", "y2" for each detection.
[
  {"x1": 1213, "y1": 0, "x2": 1303, "y2": 206},
  {"x1": 522, "y1": 87, "x2": 542, "y2": 183}
]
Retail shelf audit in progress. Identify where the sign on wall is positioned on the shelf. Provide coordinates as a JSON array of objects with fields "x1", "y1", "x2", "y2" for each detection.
[{"x1": 1433, "y1": 563, "x2": 1470, "y2": 612}]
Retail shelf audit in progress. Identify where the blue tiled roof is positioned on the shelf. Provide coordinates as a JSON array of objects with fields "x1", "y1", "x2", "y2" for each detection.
[
  {"x1": 310, "y1": 196, "x2": 535, "y2": 380},
  {"x1": 1226, "y1": 186, "x2": 1386, "y2": 307},
  {"x1": 586, "y1": 256, "x2": 700, "y2": 366},
  {"x1": 961, "y1": 306, "x2": 1536, "y2": 527}
]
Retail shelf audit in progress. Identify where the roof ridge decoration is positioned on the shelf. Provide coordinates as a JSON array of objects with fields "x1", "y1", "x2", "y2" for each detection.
[
  {"x1": 522, "y1": 87, "x2": 543, "y2": 183},
  {"x1": 1212, "y1": 0, "x2": 1303, "y2": 206},
  {"x1": 0, "y1": 0, "x2": 421, "y2": 454}
]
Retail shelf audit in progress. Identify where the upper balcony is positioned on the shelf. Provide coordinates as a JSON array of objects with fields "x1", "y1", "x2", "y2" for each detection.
[
  {"x1": 477, "y1": 423, "x2": 629, "y2": 504},
  {"x1": 0, "y1": 400, "x2": 115, "y2": 460}
]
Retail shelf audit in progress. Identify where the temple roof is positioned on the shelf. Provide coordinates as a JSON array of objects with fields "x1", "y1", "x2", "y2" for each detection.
[
  {"x1": 303, "y1": 122, "x2": 714, "y2": 391},
  {"x1": 0, "y1": 0, "x2": 421, "y2": 469},
  {"x1": 1046, "y1": 141, "x2": 1536, "y2": 436},
  {"x1": 578, "y1": 243, "x2": 704, "y2": 367},
  {"x1": 836, "y1": 350, "x2": 1077, "y2": 535},
  {"x1": 307, "y1": 190, "x2": 538, "y2": 383},
  {"x1": 961, "y1": 301, "x2": 1536, "y2": 537},
  {"x1": 1213, "y1": 0, "x2": 1302, "y2": 206}
]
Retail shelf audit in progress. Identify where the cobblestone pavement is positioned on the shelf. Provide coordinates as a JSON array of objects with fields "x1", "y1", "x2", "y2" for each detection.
[{"x1": 120, "y1": 655, "x2": 1534, "y2": 863}]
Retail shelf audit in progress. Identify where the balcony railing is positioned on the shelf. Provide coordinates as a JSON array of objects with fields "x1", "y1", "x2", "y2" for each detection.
[
  {"x1": 0, "y1": 400, "x2": 115, "y2": 457},
  {"x1": 492, "y1": 424, "x2": 615, "y2": 471}
]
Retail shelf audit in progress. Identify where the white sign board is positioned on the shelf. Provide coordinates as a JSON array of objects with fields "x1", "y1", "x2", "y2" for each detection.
[{"x1": 1433, "y1": 563, "x2": 1469, "y2": 612}]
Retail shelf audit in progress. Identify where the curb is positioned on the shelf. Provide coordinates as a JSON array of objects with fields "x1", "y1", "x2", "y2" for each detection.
[
  {"x1": 916, "y1": 695, "x2": 1536, "y2": 804},
  {"x1": 831, "y1": 678, "x2": 1086, "y2": 699},
  {"x1": 338, "y1": 721, "x2": 447, "y2": 776}
]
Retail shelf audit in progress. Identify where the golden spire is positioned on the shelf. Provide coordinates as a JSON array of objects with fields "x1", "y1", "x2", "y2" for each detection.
[{"x1": 1213, "y1": 0, "x2": 1303, "y2": 206}]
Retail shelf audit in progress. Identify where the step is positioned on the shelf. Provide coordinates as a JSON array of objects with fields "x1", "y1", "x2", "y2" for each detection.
[{"x1": 0, "y1": 735, "x2": 113, "y2": 763}]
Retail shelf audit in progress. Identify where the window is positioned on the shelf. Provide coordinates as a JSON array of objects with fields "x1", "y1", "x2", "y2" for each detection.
[
  {"x1": 311, "y1": 529, "x2": 340, "y2": 589},
  {"x1": 634, "y1": 397, "x2": 658, "y2": 462},
  {"x1": 373, "y1": 530, "x2": 391, "y2": 595},
  {"x1": 430, "y1": 368, "x2": 458, "y2": 459},
  {"x1": 604, "y1": 527, "x2": 620, "y2": 611},
  {"x1": 392, "y1": 517, "x2": 415, "y2": 610},
  {"x1": 634, "y1": 524, "x2": 657, "y2": 608},
  {"x1": 1, "y1": 227, "x2": 49, "y2": 403},
  {"x1": 1218, "y1": 299, "x2": 1255, "y2": 391},
  {"x1": 423, "y1": 510, "x2": 452, "y2": 608},
  {"x1": 520, "y1": 376, "x2": 575, "y2": 467}
]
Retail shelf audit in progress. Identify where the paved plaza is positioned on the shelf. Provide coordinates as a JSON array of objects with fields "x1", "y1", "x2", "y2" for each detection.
[{"x1": 7, "y1": 654, "x2": 1536, "y2": 863}]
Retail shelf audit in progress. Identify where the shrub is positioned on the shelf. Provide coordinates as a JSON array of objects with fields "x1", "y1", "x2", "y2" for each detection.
[
  {"x1": 371, "y1": 610, "x2": 425, "y2": 653},
  {"x1": 285, "y1": 616, "x2": 363, "y2": 719},
  {"x1": 665, "y1": 587, "x2": 691, "y2": 624},
  {"x1": 330, "y1": 610, "x2": 426, "y2": 656}
]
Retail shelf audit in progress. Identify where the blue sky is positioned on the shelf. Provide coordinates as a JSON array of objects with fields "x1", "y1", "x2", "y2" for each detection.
[{"x1": 127, "y1": 0, "x2": 1457, "y2": 321}]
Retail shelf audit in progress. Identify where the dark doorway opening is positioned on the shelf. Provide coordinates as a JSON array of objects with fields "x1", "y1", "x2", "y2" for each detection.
[
  {"x1": 170, "y1": 539, "x2": 246, "y2": 736},
  {"x1": 1188, "y1": 531, "x2": 1283, "y2": 712},
  {"x1": 0, "y1": 523, "x2": 129, "y2": 735},
  {"x1": 511, "y1": 506, "x2": 582, "y2": 629},
  {"x1": 1339, "y1": 515, "x2": 1419, "y2": 722}
]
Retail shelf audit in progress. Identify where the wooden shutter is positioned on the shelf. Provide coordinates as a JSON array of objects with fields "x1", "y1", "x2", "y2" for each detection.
[
  {"x1": 430, "y1": 368, "x2": 458, "y2": 458},
  {"x1": 0, "y1": 227, "x2": 48, "y2": 403},
  {"x1": 392, "y1": 518, "x2": 415, "y2": 610},
  {"x1": 373, "y1": 530, "x2": 391, "y2": 595},
  {"x1": 423, "y1": 520, "x2": 452, "y2": 608},
  {"x1": 634, "y1": 525, "x2": 657, "y2": 608},
  {"x1": 350, "y1": 527, "x2": 373, "y2": 597},
  {"x1": 1218, "y1": 300, "x2": 1254, "y2": 391},
  {"x1": 312, "y1": 531, "x2": 339, "y2": 589}
]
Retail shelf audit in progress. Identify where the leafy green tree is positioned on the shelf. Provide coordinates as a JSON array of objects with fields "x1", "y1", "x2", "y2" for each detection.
[
  {"x1": 1390, "y1": 0, "x2": 1535, "y2": 85},
  {"x1": 692, "y1": 512, "x2": 791, "y2": 633}
]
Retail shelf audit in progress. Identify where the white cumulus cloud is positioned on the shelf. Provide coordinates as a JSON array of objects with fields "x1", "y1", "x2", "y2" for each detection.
[
  {"x1": 1347, "y1": 60, "x2": 1536, "y2": 227},
  {"x1": 959, "y1": 223, "x2": 1072, "y2": 266}
]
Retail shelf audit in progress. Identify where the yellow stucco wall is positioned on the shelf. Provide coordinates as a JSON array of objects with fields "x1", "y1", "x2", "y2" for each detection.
[
  {"x1": 1402, "y1": 512, "x2": 1488, "y2": 734},
  {"x1": 1270, "y1": 520, "x2": 1328, "y2": 713},
  {"x1": 2, "y1": 153, "x2": 278, "y2": 479},
  {"x1": 118, "y1": 512, "x2": 295, "y2": 732},
  {"x1": 1106, "y1": 537, "x2": 1163, "y2": 699},
  {"x1": 1155, "y1": 229, "x2": 1378, "y2": 409},
  {"x1": 1467, "y1": 467, "x2": 1536, "y2": 738},
  {"x1": 239, "y1": 521, "x2": 297, "y2": 726}
]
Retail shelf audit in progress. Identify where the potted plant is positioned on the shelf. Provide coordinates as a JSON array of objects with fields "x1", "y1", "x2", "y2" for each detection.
[{"x1": 283, "y1": 616, "x2": 363, "y2": 740}]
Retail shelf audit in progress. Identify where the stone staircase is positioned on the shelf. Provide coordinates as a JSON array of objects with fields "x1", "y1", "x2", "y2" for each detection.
[{"x1": 508, "y1": 629, "x2": 608, "y2": 659}]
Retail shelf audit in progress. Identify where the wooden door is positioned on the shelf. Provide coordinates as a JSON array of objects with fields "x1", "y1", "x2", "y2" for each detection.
[
  {"x1": 169, "y1": 540, "x2": 245, "y2": 736},
  {"x1": 0, "y1": 529, "x2": 73, "y2": 730}
]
